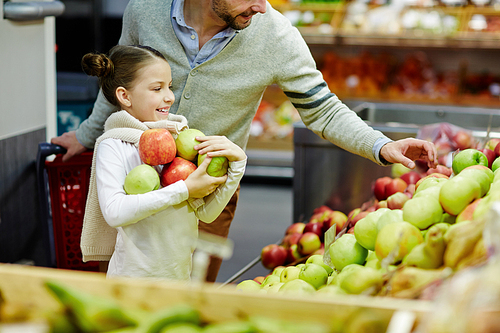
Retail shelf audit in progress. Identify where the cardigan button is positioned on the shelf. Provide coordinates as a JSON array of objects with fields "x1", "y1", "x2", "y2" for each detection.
[{"x1": 184, "y1": 92, "x2": 191, "y2": 99}]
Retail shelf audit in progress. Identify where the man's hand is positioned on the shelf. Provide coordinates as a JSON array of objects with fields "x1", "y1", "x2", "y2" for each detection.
[
  {"x1": 50, "y1": 131, "x2": 88, "y2": 162},
  {"x1": 380, "y1": 138, "x2": 438, "y2": 169}
]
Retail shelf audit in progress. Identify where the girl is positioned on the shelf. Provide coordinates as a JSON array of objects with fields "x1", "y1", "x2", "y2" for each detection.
[{"x1": 79, "y1": 45, "x2": 247, "y2": 280}]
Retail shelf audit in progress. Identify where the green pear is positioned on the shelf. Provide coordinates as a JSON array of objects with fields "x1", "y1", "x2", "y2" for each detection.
[
  {"x1": 375, "y1": 221, "x2": 424, "y2": 263},
  {"x1": 236, "y1": 280, "x2": 261, "y2": 292},
  {"x1": 329, "y1": 234, "x2": 368, "y2": 271},
  {"x1": 353, "y1": 208, "x2": 390, "y2": 251},
  {"x1": 278, "y1": 279, "x2": 316, "y2": 294},
  {"x1": 439, "y1": 176, "x2": 482, "y2": 216},
  {"x1": 403, "y1": 196, "x2": 443, "y2": 230},
  {"x1": 339, "y1": 266, "x2": 384, "y2": 295},
  {"x1": 403, "y1": 223, "x2": 447, "y2": 269},
  {"x1": 377, "y1": 209, "x2": 403, "y2": 231},
  {"x1": 334, "y1": 264, "x2": 363, "y2": 287}
]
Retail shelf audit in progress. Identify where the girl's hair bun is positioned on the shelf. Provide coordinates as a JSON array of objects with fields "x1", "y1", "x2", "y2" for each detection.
[{"x1": 81, "y1": 53, "x2": 114, "y2": 78}]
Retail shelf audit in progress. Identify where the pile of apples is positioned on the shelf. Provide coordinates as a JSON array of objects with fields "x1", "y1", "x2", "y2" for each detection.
[
  {"x1": 123, "y1": 128, "x2": 228, "y2": 194},
  {"x1": 246, "y1": 140, "x2": 500, "y2": 297},
  {"x1": 260, "y1": 206, "x2": 348, "y2": 270}
]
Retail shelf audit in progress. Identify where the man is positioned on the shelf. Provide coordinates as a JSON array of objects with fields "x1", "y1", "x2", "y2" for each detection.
[{"x1": 52, "y1": 0, "x2": 437, "y2": 282}]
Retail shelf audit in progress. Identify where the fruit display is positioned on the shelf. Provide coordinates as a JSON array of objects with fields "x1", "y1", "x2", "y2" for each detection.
[
  {"x1": 125, "y1": 127, "x2": 226, "y2": 194},
  {"x1": 250, "y1": 137, "x2": 500, "y2": 301}
]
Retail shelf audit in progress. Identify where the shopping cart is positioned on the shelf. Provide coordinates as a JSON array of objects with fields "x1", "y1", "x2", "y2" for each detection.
[{"x1": 36, "y1": 143, "x2": 99, "y2": 271}]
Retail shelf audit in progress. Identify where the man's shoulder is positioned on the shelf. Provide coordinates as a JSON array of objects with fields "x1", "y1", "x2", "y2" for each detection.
[{"x1": 125, "y1": 0, "x2": 172, "y2": 13}]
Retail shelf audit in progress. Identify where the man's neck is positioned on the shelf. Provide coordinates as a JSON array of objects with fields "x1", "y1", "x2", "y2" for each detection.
[{"x1": 183, "y1": 0, "x2": 227, "y2": 48}]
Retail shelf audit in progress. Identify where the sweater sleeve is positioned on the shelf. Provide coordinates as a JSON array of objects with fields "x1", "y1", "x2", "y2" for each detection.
[
  {"x1": 194, "y1": 159, "x2": 247, "y2": 223},
  {"x1": 95, "y1": 139, "x2": 189, "y2": 228},
  {"x1": 75, "y1": 90, "x2": 119, "y2": 149}
]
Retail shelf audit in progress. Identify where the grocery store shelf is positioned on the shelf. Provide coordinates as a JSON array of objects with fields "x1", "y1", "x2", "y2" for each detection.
[{"x1": 245, "y1": 148, "x2": 294, "y2": 179}]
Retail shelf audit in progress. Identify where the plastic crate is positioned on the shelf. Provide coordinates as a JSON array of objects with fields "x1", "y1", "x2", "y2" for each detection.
[{"x1": 44, "y1": 150, "x2": 99, "y2": 271}]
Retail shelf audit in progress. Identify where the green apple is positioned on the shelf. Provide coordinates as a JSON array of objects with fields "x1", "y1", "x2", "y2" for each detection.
[
  {"x1": 278, "y1": 279, "x2": 316, "y2": 294},
  {"x1": 391, "y1": 163, "x2": 411, "y2": 178},
  {"x1": 414, "y1": 177, "x2": 448, "y2": 194},
  {"x1": 316, "y1": 284, "x2": 347, "y2": 295},
  {"x1": 439, "y1": 176, "x2": 481, "y2": 216},
  {"x1": 305, "y1": 254, "x2": 333, "y2": 275},
  {"x1": 456, "y1": 166, "x2": 492, "y2": 197},
  {"x1": 123, "y1": 164, "x2": 160, "y2": 195},
  {"x1": 412, "y1": 185, "x2": 441, "y2": 202},
  {"x1": 279, "y1": 266, "x2": 301, "y2": 283},
  {"x1": 271, "y1": 266, "x2": 286, "y2": 277},
  {"x1": 298, "y1": 263, "x2": 329, "y2": 289},
  {"x1": 353, "y1": 208, "x2": 390, "y2": 251},
  {"x1": 260, "y1": 274, "x2": 281, "y2": 290},
  {"x1": 266, "y1": 282, "x2": 284, "y2": 294},
  {"x1": 402, "y1": 196, "x2": 443, "y2": 230},
  {"x1": 329, "y1": 234, "x2": 368, "y2": 271},
  {"x1": 375, "y1": 221, "x2": 424, "y2": 263},
  {"x1": 493, "y1": 157, "x2": 500, "y2": 172},
  {"x1": 175, "y1": 128, "x2": 205, "y2": 161},
  {"x1": 377, "y1": 209, "x2": 404, "y2": 231},
  {"x1": 236, "y1": 280, "x2": 261, "y2": 292},
  {"x1": 333, "y1": 264, "x2": 363, "y2": 287},
  {"x1": 452, "y1": 149, "x2": 488, "y2": 175},
  {"x1": 339, "y1": 266, "x2": 384, "y2": 295},
  {"x1": 198, "y1": 154, "x2": 229, "y2": 177}
]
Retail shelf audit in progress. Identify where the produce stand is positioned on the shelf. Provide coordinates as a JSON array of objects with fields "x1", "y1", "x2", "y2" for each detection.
[{"x1": 0, "y1": 263, "x2": 433, "y2": 330}]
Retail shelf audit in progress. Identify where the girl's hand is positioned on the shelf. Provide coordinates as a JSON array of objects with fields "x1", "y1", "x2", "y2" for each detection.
[
  {"x1": 194, "y1": 135, "x2": 246, "y2": 162},
  {"x1": 184, "y1": 156, "x2": 227, "y2": 198}
]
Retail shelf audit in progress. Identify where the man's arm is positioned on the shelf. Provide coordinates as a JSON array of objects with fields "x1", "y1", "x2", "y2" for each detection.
[{"x1": 51, "y1": 90, "x2": 118, "y2": 162}]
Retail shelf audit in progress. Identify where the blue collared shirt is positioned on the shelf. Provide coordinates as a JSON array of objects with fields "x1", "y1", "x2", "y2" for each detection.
[{"x1": 171, "y1": 0, "x2": 237, "y2": 68}]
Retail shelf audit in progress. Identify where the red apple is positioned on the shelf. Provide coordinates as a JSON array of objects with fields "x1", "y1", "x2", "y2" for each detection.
[
  {"x1": 350, "y1": 211, "x2": 369, "y2": 227},
  {"x1": 347, "y1": 226, "x2": 355, "y2": 234},
  {"x1": 261, "y1": 244, "x2": 287, "y2": 270},
  {"x1": 297, "y1": 232, "x2": 321, "y2": 256},
  {"x1": 400, "y1": 171, "x2": 422, "y2": 185},
  {"x1": 456, "y1": 198, "x2": 482, "y2": 223},
  {"x1": 373, "y1": 177, "x2": 392, "y2": 201},
  {"x1": 138, "y1": 128, "x2": 177, "y2": 166},
  {"x1": 312, "y1": 205, "x2": 332, "y2": 216},
  {"x1": 322, "y1": 211, "x2": 348, "y2": 234},
  {"x1": 453, "y1": 131, "x2": 472, "y2": 150},
  {"x1": 281, "y1": 232, "x2": 302, "y2": 248},
  {"x1": 485, "y1": 138, "x2": 500, "y2": 155},
  {"x1": 285, "y1": 222, "x2": 306, "y2": 235},
  {"x1": 285, "y1": 244, "x2": 302, "y2": 264},
  {"x1": 405, "y1": 184, "x2": 416, "y2": 198},
  {"x1": 253, "y1": 276, "x2": 265, "y2": 284},
  {"x1": 426, "y1": 165, "x2": 452, "y2": 177},
  {"x1": 160, "y1": 157, "x2": 197, "y2": 187},
  {"x1": 481, "y1": 148, "x2": 496, "y2": 169},
  {"x1": 385, "y1": 178, "x2": 408, "y2": 198},
  {"x1": 387, "y1": 192, "x2": 410, "y2": 210},
  {"x1": 303, "y1": 222, "x2": 323, "y2": 241},
  {"x1": 376, "y1": 200, "x2": 388, "y2": 209}
]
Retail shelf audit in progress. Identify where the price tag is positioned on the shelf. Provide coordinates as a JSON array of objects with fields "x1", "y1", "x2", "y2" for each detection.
[{"x1": 322, "y1": 224, "x2": 336, "y2": 268}]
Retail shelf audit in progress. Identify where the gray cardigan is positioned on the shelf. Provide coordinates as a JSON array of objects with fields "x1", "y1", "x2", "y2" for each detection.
[{"x1": 76, "y1": 0, "x2": 388, "y2": 164}]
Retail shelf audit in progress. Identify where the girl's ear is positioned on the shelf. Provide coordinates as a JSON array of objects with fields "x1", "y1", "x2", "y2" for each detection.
[{"x1": 116, "y1": 87, "x2": 131, "y2": 107}]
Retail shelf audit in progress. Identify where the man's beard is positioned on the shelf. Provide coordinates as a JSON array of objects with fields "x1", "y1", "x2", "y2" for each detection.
[{"x1": 212, "y1": 0, "x2": 256, "y2": 30}]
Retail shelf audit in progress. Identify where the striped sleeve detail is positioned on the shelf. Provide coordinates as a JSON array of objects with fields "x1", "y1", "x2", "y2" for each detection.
[{"x1": 284, "y1": 82, "x2": 336, "y2": 109}]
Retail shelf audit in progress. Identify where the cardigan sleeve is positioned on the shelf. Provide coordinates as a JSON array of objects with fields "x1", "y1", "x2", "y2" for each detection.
[
  {"x1": 95, "y1": 139, "x2": 189, "y2": 228},
  {"x1": 193, "y1": 159, "x2": 246, "y2": 223}
]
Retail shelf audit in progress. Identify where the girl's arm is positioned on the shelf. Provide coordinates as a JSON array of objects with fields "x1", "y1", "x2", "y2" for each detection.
[
  {"x1": 96, "y1": 139, "x2": 189, "y2": 228},
  {"x1": 190, "y1": 135, "x2": 247, "y2": 222}
]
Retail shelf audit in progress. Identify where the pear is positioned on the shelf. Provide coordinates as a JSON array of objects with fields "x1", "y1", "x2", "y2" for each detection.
[
  {"x1": 444, "y1": 218, "x2": 485, "y2": 269},
  {"x1": 339, "y1": 266, "x2": 384, "y2": 295},
  {"x1": 387, "y1": 267, "x2": 446, "y2": 297},
  {"x1": 403, "y1": 223, "x2": 446, "y2": 269}
]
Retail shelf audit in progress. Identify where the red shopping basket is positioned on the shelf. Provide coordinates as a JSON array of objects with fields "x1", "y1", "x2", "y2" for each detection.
[{"x1": 37, "y1": 143, "x2": 99, "y2": 271}]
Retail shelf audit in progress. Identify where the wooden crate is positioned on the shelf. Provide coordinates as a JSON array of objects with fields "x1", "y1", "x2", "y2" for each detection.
[{"x1": 0, "y1": 264, "x2": 432, "y2": 329}]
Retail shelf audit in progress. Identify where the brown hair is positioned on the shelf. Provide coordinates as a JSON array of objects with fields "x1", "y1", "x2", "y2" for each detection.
[{"x1": 81, "y1": 45, "x2": 167, "y2": 107}]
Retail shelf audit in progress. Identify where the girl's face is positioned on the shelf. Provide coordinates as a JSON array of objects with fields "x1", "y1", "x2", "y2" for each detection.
[{"x1": 119, "y1": 58, "x2": 175, "y2": 122}]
